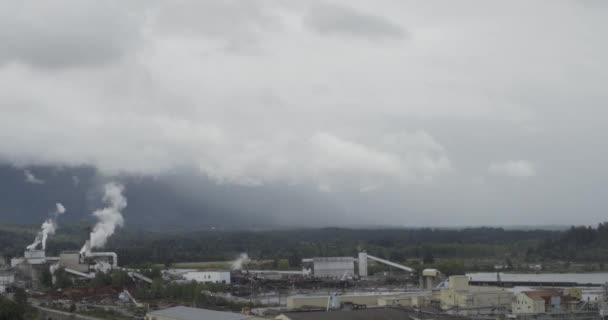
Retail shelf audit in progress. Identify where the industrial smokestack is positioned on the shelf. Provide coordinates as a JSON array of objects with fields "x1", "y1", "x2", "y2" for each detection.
[
  {"x1": 26, "y1": 203, "x2": 67, "y2": 251},
  {"x1": 89, "y1": 183, "x2": 127, "y2": 249}
]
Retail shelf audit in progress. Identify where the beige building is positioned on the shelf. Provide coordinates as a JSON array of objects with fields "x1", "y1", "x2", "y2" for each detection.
[
  {"x1": 439, "y1": 275, "x2": 513, "y2": 314},
  {"x1": 563, "y1": 288, "x2": 583, "y2": 300},
  {"x1": 513, "y1": 291, "x2": 547, "y2": 314},
  {"x1": 286, "y1": 292, "x2": 430, "y2": 309},
  {"x1": 378, "y1": 294, "x2": 430, "y2": 308},
  {"x1": 512, "y1": 289, "x2": 582, "y2": 315}
]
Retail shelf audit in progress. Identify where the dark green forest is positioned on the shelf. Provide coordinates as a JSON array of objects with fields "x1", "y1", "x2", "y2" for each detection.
[{"x1": 537, "y1": 223, "x2": 608, "y2": 262}]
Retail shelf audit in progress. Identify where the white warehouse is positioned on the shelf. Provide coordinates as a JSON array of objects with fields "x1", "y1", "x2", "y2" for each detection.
[
  {"x1": 312, "y1": 257, "x2": 356, "y2": 278},
  {"x1": 183, "y1": 271, "x2": 231, "y2": 284}
]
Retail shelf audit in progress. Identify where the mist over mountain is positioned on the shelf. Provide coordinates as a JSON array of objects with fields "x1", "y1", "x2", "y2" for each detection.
[{"x1": 0, "y1": 164, "x2": 352, "y2": 230}]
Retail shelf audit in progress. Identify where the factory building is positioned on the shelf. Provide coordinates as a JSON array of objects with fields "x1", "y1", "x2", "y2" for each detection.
[
  {"x1": 358, "y1": 252, "x2": 367, "y2": 277},
  {"x1": 10, "y1": 250, "x2": 60, "y2": 289},
  {"x1": 145, "y1": 306, "x2": 264, "y2": 320},
  {"x1": 286, "y1": 292, "x2": 429, "y2": 309},
  {"x1": 276, "y1": 308, "x2": 417, "y2": 320},
  {"x1": 0, "y1": 270, "x2": 15, "y2": 293},
  {"x1": 420, "y1": 268, "x2": 442, "y2": 289},
  {"x1": 304, "y1": 257, "x2": 356, "y2": 279},
  {"x1": 11, "y1": 249, "x2": 49, "y2": 267},
  {"x1": 59, "y1": 251, "x2": 89, "y2": 273},
  {"x1": 313, "y1": 257, "x2": 355, "y2": 278},
  {"x1": 378, "y1": 293, "x2": 431, "y2": 308},
  {"x1": 512, "y1": 289, "x2": 581, "y2": 314},
  {"x1": 9, "y1": 237, "x2": 121, "y2": 288},
  {"x1": 513, "y1": 291, "x2": 548, "y2": 314},
  {"x1": 302, "y1": 253, "x2": 414, "y2": 279},
  {"x1": 182, "y1": 271, "x2": 231, "y2": 284},
  {"x1": 439, "y1": 275, "x2": 513, "y2": 315}
]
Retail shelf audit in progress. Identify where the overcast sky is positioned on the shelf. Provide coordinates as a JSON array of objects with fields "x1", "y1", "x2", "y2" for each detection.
[{"x1": 1, "y1": 0, "x2": 607, "y2": 227}]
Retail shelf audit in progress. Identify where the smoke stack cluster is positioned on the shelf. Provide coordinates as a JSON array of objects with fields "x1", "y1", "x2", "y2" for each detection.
[
  {"x1": 27, "y1": 203, "x2": 66, "y2": 251},
  {"x1": 89, "y1": 182, "x2": 127, "y2": 249}
]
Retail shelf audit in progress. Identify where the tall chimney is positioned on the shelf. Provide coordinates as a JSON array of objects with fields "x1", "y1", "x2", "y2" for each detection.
[{"x1": 358, "y1": 252, "x2": 368, "y2": 277}]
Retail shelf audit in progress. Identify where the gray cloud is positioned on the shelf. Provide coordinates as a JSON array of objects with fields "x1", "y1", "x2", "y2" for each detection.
[
  {"x1": 148, "y1": 0, "x2": 282, "y2": 52},
  {"x1": 489, "y1": 160, "x2": 536, "y2": 178},
  {"x1": 304, "y1": 3, "x2": 406, "y2": 39},
  {"x1": 1, "y1": 0, "x2": 607, "y2": 226},
  {"x1": 0, "y1": 0, "x2": 142, "y2": 68}
]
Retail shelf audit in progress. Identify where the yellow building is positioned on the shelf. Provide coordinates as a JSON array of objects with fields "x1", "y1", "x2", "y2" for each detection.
[
  {"x1": 439, "y1": 275, "x2": 513, "y2": 314},
  {"x1": 378, "y1": 294, "x2": 430, "y2": 308},
  {"x1": 286, "y1": 292, "x2": 431, "y2": 309},
  {"x1": 513, "y1": 291, "x2": 547, "y2": 314},
  {"x1": 563, "y1": 288, "x2": 582, "y2": 300},
  {"x1": 512, "y1": 289, "x2": 582, "y2": 315}
]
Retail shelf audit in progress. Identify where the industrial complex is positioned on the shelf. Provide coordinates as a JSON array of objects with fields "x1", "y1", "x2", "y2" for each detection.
[
  {"x1": 4, "y1": 240, "x2": 608, "y2": 320},
  {"x1": 2, "y1": 232, "x2": 608, "y2": 320},
  {"x1": 2, "y1": 198, "x2": 607, "y2": 320}
]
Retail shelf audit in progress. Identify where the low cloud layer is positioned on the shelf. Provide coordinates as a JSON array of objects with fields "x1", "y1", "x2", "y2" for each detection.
[
  {"x1": 489, "y1": 161, "x2": 536, "y2": 178},
  {"x1": 1, "y1": 0, "x2": 608, "y2": 226},
  {"x1": 0, "y1": 0, "x2": 141, "y2": 68},
  {"x1": 305, "y1": 3, "x2": 406, "y2": 39}
]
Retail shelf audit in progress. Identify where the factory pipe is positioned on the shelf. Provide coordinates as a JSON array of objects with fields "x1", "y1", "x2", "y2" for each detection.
[
  {"x1": 79, "y1": 239, "x2": 118, "y2": 267},
  {"x1": 366, "y1": 254, "x2": 414, "y2": 273},
  {"x1": 89, "y1": 252, "x2": 118, "y2": 268}
]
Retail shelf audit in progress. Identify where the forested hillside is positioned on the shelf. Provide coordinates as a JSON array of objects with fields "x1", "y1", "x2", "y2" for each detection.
[
  {"x1": 0, "y1": 225, "x2": 569, "y2": 268},
  {"x1": 537, "y1": 223, "x2": 608, "y2": 262}
]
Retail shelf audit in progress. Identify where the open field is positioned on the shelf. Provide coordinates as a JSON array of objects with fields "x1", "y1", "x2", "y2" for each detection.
[
  {"x1": 156, "y1": 259, "x2": 282, "y2": 270},
  {"x1": 156, "y1": 261, "x2": 231, "y2": 270}
]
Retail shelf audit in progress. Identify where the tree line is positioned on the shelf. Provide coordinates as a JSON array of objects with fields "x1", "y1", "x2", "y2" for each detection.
[{"x1": 3, "y1": 224, "x2": 608, "y2": 268}]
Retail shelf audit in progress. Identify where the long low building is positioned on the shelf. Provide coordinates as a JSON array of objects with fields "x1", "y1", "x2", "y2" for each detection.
[
  {"x1": 145, "y1": 306, "x2": 264, "y2": 320},
  {"x1": 378, "y1": 294, "x2": 430, "y2": 308},
  {"x1": 276, "y1": 308, "x2": 417, "y2": 320},
  {"x1": 286, "y1": 292, "x2": 430, "y2": 309},
  {"x1": 308, "y1": 257, "x2": 356, "y2": 279},
  {"x1": 182, "y1": 271, "x2": 231, "y2": 284}
]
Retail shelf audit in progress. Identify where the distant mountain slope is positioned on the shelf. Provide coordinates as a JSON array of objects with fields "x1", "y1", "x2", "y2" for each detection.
[
  {"x1": 0, "y1": 164, "x2": 575, "y2": 231},
  {"x1": 0, "y1": 164, "x2": 342, "y2": 230},
  {"x1": 0, "y1": 164, "x2": 96, "y2": 225}
]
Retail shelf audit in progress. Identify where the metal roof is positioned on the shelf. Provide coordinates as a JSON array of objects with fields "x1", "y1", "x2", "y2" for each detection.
[
  {"x1": 279, "y1": 308, "x2": 414, "y2": 320},
  {"x1": 147, "y1": 306, "x2": 254, "y2": 320},
  {"x1": 523, "y1": 289, "x2": 562, "y2": 301}
]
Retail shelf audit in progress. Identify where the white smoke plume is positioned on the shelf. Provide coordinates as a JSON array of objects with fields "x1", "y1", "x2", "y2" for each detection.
[
  {"x1": 49, "y1": 263, "x2": 60, "y2": 275},
  {"x1": 27, "y1": 203, "x2": 67, "y2": 251},
  {"x1": 24, "y1": 170, "x2": 45, "y2": 184},
  {"x1": 89, "y1": 182, "x2": 127, "y2": 249},
  {"x1": 231, "y1": 253, "x2": 250, "y2": 270}
]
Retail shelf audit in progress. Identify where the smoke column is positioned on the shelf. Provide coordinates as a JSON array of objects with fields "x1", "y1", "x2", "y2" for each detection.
[
  {"x1": 27, "y1": 203, "x2": 67, "y2": 251},
  {"x1": 231, "y1": 253, "x2": 250, "y2": 270},
  {"x1": 89, "y1": 183, "x2": 127, "y2": 249}
]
